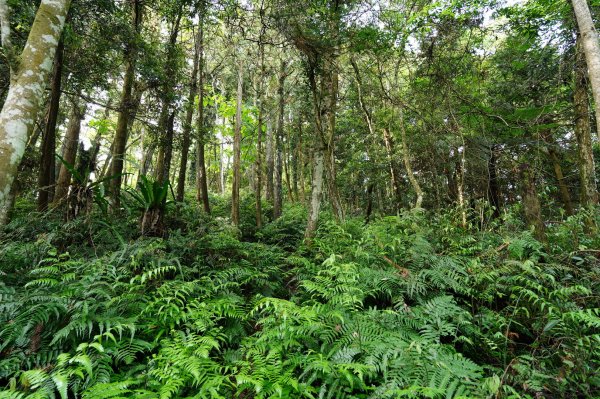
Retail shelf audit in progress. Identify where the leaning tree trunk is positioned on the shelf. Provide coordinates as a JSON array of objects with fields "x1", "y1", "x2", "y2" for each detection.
[
  {"x1": 0, "y1": 0, "x2": 71, "y2": 223},
  {"x1": 572, "y1": 0, "x2": 600, "y2": 139},
  {"x1": 231, "y1": 60, "x2": 243, "y2": 226},
  {"x1": 37, "y1": 38, "x2": 64, "y2": 211},
  {"x1": 176, "y1": 25, "x2": 200, "y2": 202},
  {"x1": 54, "y1": 101, "x2": 85, "y2": 204}
]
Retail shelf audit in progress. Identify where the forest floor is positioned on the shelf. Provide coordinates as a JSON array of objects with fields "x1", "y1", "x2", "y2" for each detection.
[{"x1": 1, "y1": 194, "x2": 599, "y2": 399}]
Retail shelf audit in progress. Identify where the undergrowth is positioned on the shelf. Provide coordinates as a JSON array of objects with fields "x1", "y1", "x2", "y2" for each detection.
[{"x1": 0, "y1": 202, "x2": 599, "y2": 398}]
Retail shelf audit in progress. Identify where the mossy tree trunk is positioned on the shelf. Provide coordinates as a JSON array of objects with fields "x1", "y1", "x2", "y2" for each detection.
[{"x1": 0, "y1": 0, "x2": 71, "y2": 224}]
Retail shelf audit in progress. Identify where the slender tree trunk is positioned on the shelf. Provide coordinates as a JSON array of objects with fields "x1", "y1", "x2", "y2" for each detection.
[
  {"x1": 574, "y1": 39, "x2": 598, "y2": 232},
  {"x1": 266, "y1": 117, "x2": 274, "y2": 203},
  {"x1": 382, "y1": 127, "x2": 403, "y2": 210},
  {"x1": 456, "y1": 150, "x2": 467, "y2": 227},
  {"x1": 37, "y1": 38, "x2": 64, "y2": 211},
  {"x1": 365, "y1": 182, "x2": 374, "y2": 224},
  {"x1": 139, "y1": 142, "x2": 155, "y2": 181},
  {"x1": 572, "y1": 0, "x2": 600, "y2": 138},
  {"x1": 298, "y1": 121, "x2": 306, "y2": 203},
  {"x1": 323, "y1": 54, "x2": 344, "y2": 221},
  {"x1": 231, "y1": 60, "x2": 243, "y2": 226},
  {"x1": 519, "y1": 163, "x2": 546, "y2": 243},
  {"x1": 487, "y1": 145, "x2": 501, "y2": 218},
  {"x1": 195, "y1": 23, "x2": 210, "y2": 213},
  {"x1": 273, "y1": 60, "x2": 286, "y2": 219},
  {"x1": 109, "y1": 0, "x2": 142, "y2": 210},
  {"x1": 177, "y1": 27, "x2": 200, "y2": 202},
  {"x1": 54, "y1": 101, "x2": 84, "y2": 204},
  {"x1": 154, "y1": 11, "x2": 182, "y2": 185},
  {"x1": 0, "y1": 0, "x2": 71, "y2": 222},
  {"x1": 399, "y1": 110, "x2": 424, "y2": 209},
  {"x1": 545, "y1": 145, "x2": 574, "y2": 216},
  {"x1": 305, "y1": 147, "x2": 324, "y2": 240},
  {"x1": 155, "y1": 111, "x2": 175, "y2": 184},
  {"x1": 254, "y1": 75, "x2": 264, "y2": 227}
]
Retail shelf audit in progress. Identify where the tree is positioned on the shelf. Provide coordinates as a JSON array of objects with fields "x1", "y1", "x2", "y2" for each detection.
[
  {"x1": 0, "y1": 0, "x2": 71, "y2": 224},
  {"x1": 109, "y1": 0, "x2": 142, "y2": 210},
  {"x1": 231, "y1": 59, "x2": 243, "y2": 226},
  {"x1": 572, "y1": 0, "x2": 600, "y2": 138}
]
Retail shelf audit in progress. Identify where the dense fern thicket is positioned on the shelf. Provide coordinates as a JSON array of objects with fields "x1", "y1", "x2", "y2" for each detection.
[{"x1": 1, "y1": 197, "x2": 599, "y2": 399}]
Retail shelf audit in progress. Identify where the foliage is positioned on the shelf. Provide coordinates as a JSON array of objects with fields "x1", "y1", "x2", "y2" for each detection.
[{"x1": 1, "y1": 203, "x2": 598, "y2": 398}]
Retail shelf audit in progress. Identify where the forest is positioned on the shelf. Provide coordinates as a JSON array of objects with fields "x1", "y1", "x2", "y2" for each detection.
[{"x1": 0, "y1": 0, "x2": 599, "y2": 397}]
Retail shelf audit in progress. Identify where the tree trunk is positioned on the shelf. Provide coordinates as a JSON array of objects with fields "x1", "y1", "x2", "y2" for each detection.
[
  {"x1": 154, "y1": 10, "x2": 182, "y2": 185},
  {"x1": 305, "y1": 147, "x2": 324, "y2": 240},
  {"x1": 109, "y1": 0, "x2": 142, "y2": 211},
  {"x1": 546, "y1": 145, "x2": 574, "y2": 216},
  {"x1": 155, "y1": 111, "x2": 175, "y2": 184},
  {"x1": 37, "y1": 38, "x2": 64, "y2": 211},
  {"x1": 572, "y1": 0, "x2": 600, "y2": 138},
  {"x1": 323, "y1": 54, "x2": 344, "y2": 221},
  {"x1": 265, "y1": 117, "x2": 274, "y2": 203},
  {"x1": 254, "y1": 75, "x2": 263, "y2": 227},
  {"x1": 519, "y1": 163, "x2": 546, "y2": 243},
  {"x1": 382, "y1": 127, "x2": 403, "y2": 210},
  {"x1": 399, "y1": 110, "x2": 424, "y2": 209},
  {"x1": 54, "y1": 101, "x2": 84, "y2": 204},
  {"x1": 273, "y1": 60, "x2": 286, "y2": 219},
  {"x1": 0, "y1": 0, "x2": 70, "y2": 220},
  {"x1": 487, "y1": 145, "x2": 501, "y2": 218},
  {"x1": 195, "y1": 23, "x2": 210, "y2": 213},
  {"x1": 176, "y1": 26, "x2": 200, "y2": 202},
  {"x1": 574, "y1": 38, "x2": 598, "y2": 232},
  {"x1": 231, "y1": 60, "x2": 243, "y2": 226}
]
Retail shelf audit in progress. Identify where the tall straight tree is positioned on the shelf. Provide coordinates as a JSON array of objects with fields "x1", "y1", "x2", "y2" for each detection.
[
  {"x1": 574, "y1": 38, "x2": 598, "y2": 232},
  {"x1": 155, "y1": 6, "x2": 183, "y2": 184},
  {"x1": 572, "y1": 0, "x2": 600, "y2": 138},
  {"x1": 0, "y1": 0, "x2": 71, "y2": 224},
  {"x1": 196, "y1": 19, "x2": 211, "y2": 213},
  {"x1": 273, "y1": 60, "x2": 286, "y2": 219},
  {"x1": 37, "y1": 38, "x2": 64, "y2": 211},
  {"x1": 232, "y1": 59, "x2": 244, "y2": 226},
  {"x1": 109, "y1": 0, "x2": 142, "y2": 210},
  {"x1": 54, "y1": 100, "x2": 85, "y2": 204},
  {"x1": 177, "y1": 24, "x2": 201, "y2": 202}
]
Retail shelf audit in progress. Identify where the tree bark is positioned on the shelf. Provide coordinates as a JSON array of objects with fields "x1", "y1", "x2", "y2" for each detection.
[
  {"x1": 109, "y1": 0, "x2": 141, "y2": 210},
  {"x1": 265, "y1": 116, "x2": 274, "y2": 203},
  {"x1": 399, "y1": 110, "x2": 424, "y2": 209},
  {"x1": 195, "y1": 23, "x2": 210, "y2": 214},
  {"x1": 487, "y1": 145, "x2": 501, "y2": 218},
  {"x1": 273, "y1": 60, "x2": 286, "y2": 219},
  {"x1": 155, "y1": 111, "x2": 175, "y2": 184},
  {"x1": 572, "y1": 0, "x2": 600, "y2": 138},
  {"x1": 176, "y1": 26, "x2": 200, "y2": 202},
  {"x1": 0, "y1": 0, "x2": 70, "y2": 220},
  {"x1": 37, "y1": 38, "x2": 64, "y2": 211},
  {"x1": 154, "y1": 10, "x2": 182, "y2": 185},
  {"x1": 231, "y1": 60, "x2": 243, "y2": 226},
  {"x1": 54, "y1": 100, "x2": 84, "y2": 204},
  {"x1": 305, "y1": 147, "x2": 324, "y2": 240},
  {"x1": 254, "y1": 75, "x2": 263, "y2": 227}
]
